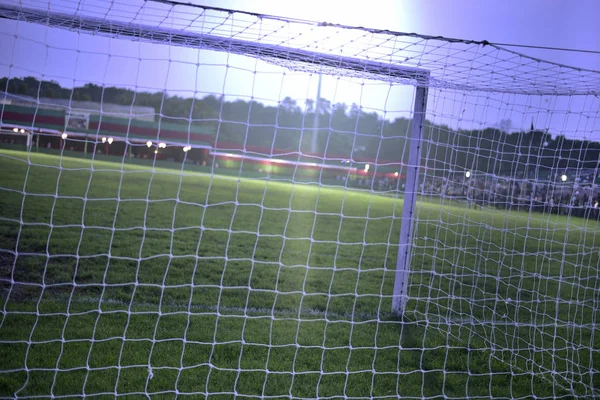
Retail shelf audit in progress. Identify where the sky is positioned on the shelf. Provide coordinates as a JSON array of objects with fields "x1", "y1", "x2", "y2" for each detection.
[
  {"x1": 0, "y1": 0, "x2": 599, "y2": 139},
  {"x1": 199, "y1": 0, "x2": 600, "y2": 68}
]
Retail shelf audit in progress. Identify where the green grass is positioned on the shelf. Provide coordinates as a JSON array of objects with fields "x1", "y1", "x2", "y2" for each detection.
[{"x1": 0, "y1": 149, "x2": 599, "y2": 399}]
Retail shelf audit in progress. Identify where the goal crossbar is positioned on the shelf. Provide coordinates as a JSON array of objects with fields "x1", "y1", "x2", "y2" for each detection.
[{"x1": 0, "y1": 5, "x2": 430, "y2": 85}]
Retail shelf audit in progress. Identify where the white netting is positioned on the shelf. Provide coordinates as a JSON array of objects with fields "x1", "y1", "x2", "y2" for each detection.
[{"x1": 0, "y1": 0, "x2": 599, "y2": 398}]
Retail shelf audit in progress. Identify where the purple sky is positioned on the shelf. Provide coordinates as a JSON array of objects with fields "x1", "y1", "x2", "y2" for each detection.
[
  {"x1": 0, "y1": 0, "x2": 599, "y2": 139},
  {"x1": 200, "y1": 0, "x2": 600, "y2": 68}
]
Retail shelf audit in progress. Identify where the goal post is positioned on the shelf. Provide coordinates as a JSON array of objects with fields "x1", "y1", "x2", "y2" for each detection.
[
  {"x1": 392, "y1": 84, "x2": 428, "y2": 315},
  {"x1": 0, "y1": 2, "x2": 431, "y2": 315}
]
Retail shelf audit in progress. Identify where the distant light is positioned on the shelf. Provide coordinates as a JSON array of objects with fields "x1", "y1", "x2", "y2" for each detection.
[
  {"x1": 146, "y1": 141, "x2": 152, "y2": 148},
  {"x1": 465, "y1": 171, "x2": 471, "y2": 178},
  {"x1": 158, "y1": 142, "x2": 166, "y2": 149},
  {"x1": 183, "y1": 146, "x2": 191, "y2": 152},
  {"x1": 394, "y1": 172, "x2": 399, "y2": 177},
  {"x1": 561, "y1": 174, "x2": 568, "y2": 182},
  {"x1": 595, "y1": 202, "x2": 599, "y2": 209},
  {"x1": 309, "y1": 163, "x2": 318, "y2": 167},
  {"x1": 102, "y1": 137, "x2": 107, "y2": 143},
  {"x1": 61, "y1": 133, "x2": 68, "y2": 140},
  {"x1": 107, "y1": 137, "x2": 114, "y2": 144},
  {"x1": 154, "y1": 150, "x2": 158, "y2": 154},
  {"x1": 364, "y1": 164, "x2": 370, "y2": 171},
  {"x1": 20, "y1": 129, "x2": 25, "y2": 134},
  {"x1": 12, "y1": 127, "x2": 18, "y2": 133},
  {"x1": 221, "y1": 153, "x2": 243, "y2": 159}
]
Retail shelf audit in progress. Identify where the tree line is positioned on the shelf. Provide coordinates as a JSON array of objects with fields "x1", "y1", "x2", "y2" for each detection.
[{"x1": 2, "y1": 76, "x2": 599, "y2": 178}]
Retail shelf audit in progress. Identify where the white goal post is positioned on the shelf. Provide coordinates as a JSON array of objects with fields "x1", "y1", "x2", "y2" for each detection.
[
  {"x1": 0, "y1": 2, "x2": 432, "y2": 315},
  {"x1": 392, "y1": 85, "x2": 428, "y2": 315}
]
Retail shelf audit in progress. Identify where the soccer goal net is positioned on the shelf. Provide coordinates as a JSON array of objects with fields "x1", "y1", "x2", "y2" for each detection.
[{"x1": 0, "y1": 0, "x2": 599, "y2": 398}]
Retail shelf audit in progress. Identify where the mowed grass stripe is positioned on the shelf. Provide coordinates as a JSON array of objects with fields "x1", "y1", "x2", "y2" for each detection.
[{"x1": 0, "y1": 150, "x2": 598, "y2": 398}]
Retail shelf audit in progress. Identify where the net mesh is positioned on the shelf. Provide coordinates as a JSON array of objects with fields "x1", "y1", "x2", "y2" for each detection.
[{"x1": 0, "y1": 0, "x2": 599, "y2": 398}]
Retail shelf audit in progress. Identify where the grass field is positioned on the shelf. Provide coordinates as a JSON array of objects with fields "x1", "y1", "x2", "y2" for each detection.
[{"x1": 0, "y1": 149, "x2": 599, "y2": 399}]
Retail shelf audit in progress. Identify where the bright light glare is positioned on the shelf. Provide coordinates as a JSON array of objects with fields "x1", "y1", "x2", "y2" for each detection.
[
  {"x1": 61, "y1": 133, "x2": 68, "y2": 139},
  {"x1": 561, "y1": 174, "x2": 568, "y2": 182},
  {"x1": 183, "y1": 146, "x2": 191, "y2": 152},
  {"x1": 107, "y1": 137, "x2": 114, "y2": 144},
  {"x1": 364, "y1": 164, "x2": 370, "y2": 171},
  {"x1": 465, "y1": 171, "x2": 471, "y2": 178},
  {"x1": 20, "y1": 129, "x2": 25, "y2": 133},
  {"x1": 12, "y1": 127, "x2": 18, "y2": 133},
  {"x1": 154, "y1": 150, "x2": 158, "y2": 154},
  {"x1": 101, "y1": 137, "x2": 107, "y2": 143},
  {"x1": 146, "y1": 141, "x2": 152, "y2": 147},
  {"x1": 394, "y1": 172, "x2": 399, "y2": 177},
  {"x1": 158, "y1": 142, "x2": 166, "y2": 148},
  {"x1": 223, "y1": 153, "x2": 243, "y2": 159}
]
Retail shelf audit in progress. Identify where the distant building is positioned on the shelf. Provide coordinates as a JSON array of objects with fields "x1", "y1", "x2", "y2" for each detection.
[{"x1": 1, "y1": 92, "x2": 156, "y2": 123}]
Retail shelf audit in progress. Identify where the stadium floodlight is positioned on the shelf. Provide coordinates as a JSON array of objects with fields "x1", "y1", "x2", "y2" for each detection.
[
  {"x1": 107, "y1": 137, "x2": 114, "y2": 144},
  {"x1": 561, "y1": 174, "x2": 568, "y2": 182},
  {"x1": 158, "y1": 142, "x2": 166, "y2": 148},
  {"x1": 61, "y1": 133, "x2": 68, "y2": 140},
  {"x1": 101, "y1": 137, "x2": 107, "y2": 143},
  {"x1": 465, "y1": 170, "x2": 471, "y2": 178},
  {"x1": 2, "y1": 2, "x2": 600, "y2": 399}
]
